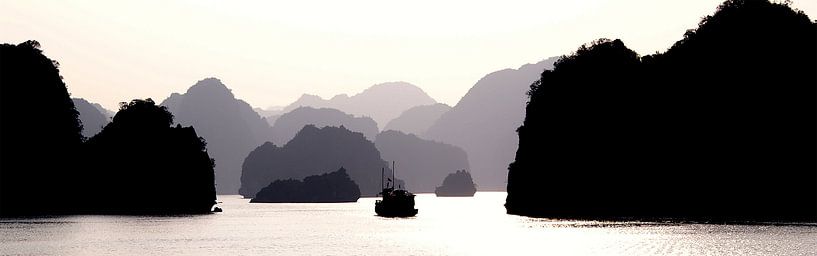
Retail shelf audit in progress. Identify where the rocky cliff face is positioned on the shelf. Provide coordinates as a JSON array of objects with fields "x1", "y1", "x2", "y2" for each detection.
[{"x1": 507, "y1": 0, "x2": 817, "y2": 221}]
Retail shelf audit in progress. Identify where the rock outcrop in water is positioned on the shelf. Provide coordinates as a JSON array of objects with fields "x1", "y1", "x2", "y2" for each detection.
[
  {"x1": 82, "y1": 99, "x2": 217, "y2": 214},
  {"x1": 250, "y1": 167, "x2": 361, "y2": 203},
  {"x1": 374, "y1": 130, "x2": 470, "y2": 192},
  {"x1": 160, "y1": 78, "x2": 274, "y2": 194},
  {"x1": 425, "y1": 58, "x2": 557, "y2": 191},
  {"x1": 435, "y1": 170, "x2": 477, "y2": 197},
  {"x1": 240, "y1": 125, "x2": 391, "y2": 197},
  {"x1": 271, "y1": 106, "x2": 379, "y2": 145},
  {"x1": 506, "y1": 0, "x2": 817, "y2": 221}
]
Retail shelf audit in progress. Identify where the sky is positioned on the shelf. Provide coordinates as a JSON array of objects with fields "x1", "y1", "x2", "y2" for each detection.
[{"x1": 2, "y1": 0, "x2": 815, "y2": 111}]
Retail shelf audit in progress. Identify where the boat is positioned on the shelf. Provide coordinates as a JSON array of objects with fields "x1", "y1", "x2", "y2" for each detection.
[{"x1": 375, "y1": 161, "x2": 418, "y2": 217}]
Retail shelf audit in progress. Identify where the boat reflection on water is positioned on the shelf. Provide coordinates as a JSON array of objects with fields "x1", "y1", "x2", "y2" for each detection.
[{"x1": 375, "y1": 161, "x2": 418, "y2": 217}]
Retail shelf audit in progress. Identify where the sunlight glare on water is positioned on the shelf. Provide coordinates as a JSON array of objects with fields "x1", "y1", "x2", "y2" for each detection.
[{"x1": 1, "y1": 192, "x2": 815, "y2": 255}]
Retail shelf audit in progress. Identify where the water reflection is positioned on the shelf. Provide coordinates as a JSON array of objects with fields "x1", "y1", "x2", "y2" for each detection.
[{"x1": 1, "y1": 192, "x2": 815, "y2": 256}]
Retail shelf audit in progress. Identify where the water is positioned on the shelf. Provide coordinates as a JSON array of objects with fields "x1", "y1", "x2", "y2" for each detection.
[{"x1": 1, "y1": 192, "x2": 815, "y2": 255}]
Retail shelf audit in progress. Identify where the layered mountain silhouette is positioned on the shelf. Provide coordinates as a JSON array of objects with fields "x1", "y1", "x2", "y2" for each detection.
[
  {"x1": 92, "y1": 101, "x2": 115, "y2": 119},
  {"x1": 374, "y1": 130, "x2": 470, "y2": 193},
  {"x1": 271, "y1": 106, "x2": 379, "y2": 146},
  {"x1": 507, "y1": 0, "x2": 817, "y2": 221},
  {"x1": 383, "y1": 103, "x2": 451, "y2": 136},
  {"x1": 281, "y1": 82, "x2": 437, "y2": 128},
  {"x1": 425, "y1": 58, "x2": 557, "y2": 191},
  {"x1": 72, "y1": 98, "x2": 110, "y2": 138},
  {"x1": 160, "y1": 78, "x2": 274, "y2": 194},
  {"x1": 250, "y1": 167, "x2": 361, "y2": 203},
  {"x1": 254, "y1": 107, "x2": 285, "y2": 126},
  {"x1": 254, "y1": 107, "x2": 283, "y2": 118},
  {"x1": 0, "y1": 41, "x2": 216, "y2": 215},
  {"x1": 240, "y1": 125, "x2": 391, "y2": 197}
]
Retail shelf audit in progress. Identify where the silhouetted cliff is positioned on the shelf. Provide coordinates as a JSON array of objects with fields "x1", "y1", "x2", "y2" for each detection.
[
  {"x1": 271, "y1": 106, "x2": 379, "y2": 145},
  {"x1": 160, "y1": 78, "x2": 273, "y2": 194},
  {"x1": 240, "y1": 125, "x2": 391, "y2": 197},
  {"x1": 384, "y1": 103, "x2": 451, "y2": 136},
  {"x1": 1, "y1": 41, "x2": 217, "y2": 215},
  {"x1": 425, "y1": 58, "x2": 557, "y2": 190},
  {"x1": 250, "y1": 167, "x2": 361, "y2": 203},
  {"x1": 281, "y1": 82, "x2": 437, "y2": 128},
  {"x1": 435, "y1": 170, "x2": 477, "y2": 197},
  {"x1": 73, "y1": 98, "x2": 109, "y2": 138},
  {"x1": 507, "y1": 0, "x2": 817, "y2": 221},
  {"x1": 0, "y1": 41, "x2": 83, "y2": 215},
  {"x1": 375, "y1": 130, "x2": 470, "y2": 192},
  {"x1": 82, "y1": 99, "x2": 216, "y2": 214}
]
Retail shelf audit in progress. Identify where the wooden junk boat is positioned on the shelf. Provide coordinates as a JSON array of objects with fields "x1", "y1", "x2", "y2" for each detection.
[{"x1": 375, "y1": 161, "x2": 418, "y2": 217}]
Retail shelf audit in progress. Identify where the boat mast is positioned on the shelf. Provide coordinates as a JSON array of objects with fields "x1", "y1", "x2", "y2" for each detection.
[
  {"x1": 381, "y1": 167, "x2": 384, "y2": 190},
  {"x1": 392, "y1": 161, "x2": 396, "y2": 189}
]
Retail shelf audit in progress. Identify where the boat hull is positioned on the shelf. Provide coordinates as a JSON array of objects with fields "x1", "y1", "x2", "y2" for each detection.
[{"x1": 375, "y1": 200, "x2": 418, "y2": 217}]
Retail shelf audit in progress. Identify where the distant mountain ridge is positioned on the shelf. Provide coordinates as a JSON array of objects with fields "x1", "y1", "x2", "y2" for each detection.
[
  {"x1": 271, "y1": 106, "x2": 379, "y2": 146},
  {"x1": 384, "y1": 103, "x2": 451, "y2": 136},
  {"x1": 281, "y1": 82, "x2": 437, "y2": 128},
  {"x1": 240, "y1": 125, "x2": 391, "y2": 197},
  {"x1": 254, "y1": 107, "x2": 285, "y2": 126},
  {"x1": 91, "y1": 102, "x2": 115, "y2": 119},
  {"x1": 72, "y1": 98, "x2": 109, "y2": 138},
  {"x1": 375, "y1": 130, "x2": 470, "y2": 193},
  {"x1": 160, "y1": 78, "x2": 273, "y2": 194},
  {"x1": 424, "y1": 58, "x2": 558, "y2": 191}
]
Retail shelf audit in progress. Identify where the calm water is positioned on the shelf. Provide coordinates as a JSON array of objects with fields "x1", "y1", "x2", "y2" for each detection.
[{"x1": 1, "y1": 192, "x2": 815, "y2": 255}]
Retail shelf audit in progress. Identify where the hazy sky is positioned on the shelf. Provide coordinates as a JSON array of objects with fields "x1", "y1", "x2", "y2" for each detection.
[{"x1": 2, "y1": 0, "x2": 815, "y2": 111}]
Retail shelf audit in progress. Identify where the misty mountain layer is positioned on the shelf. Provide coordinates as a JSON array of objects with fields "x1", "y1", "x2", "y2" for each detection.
[
  {"x1": 425, "y1": 57, "x2": 557, "y2": 191},
  {"x1": 161, "y1": 78, "x2": 274, "y2": 194},
  {"x1": 271, "y1": 106, "x2": 379, "y2": 146},
  {"x1": 282, "y1": 81, "x2": 437, "y2": 128},
  {"x1": 383, "y1": 103, "x2": 451, "y2": 136},
  {"x1": 240, "y1": 125, "x2": 391, "y2": 197},
  {"x1": 73, "y1": 98, "x2": 109, "y2": 138},
  {"x1": 375, "y1": 130, "x2": 470, "y2": 193}
]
